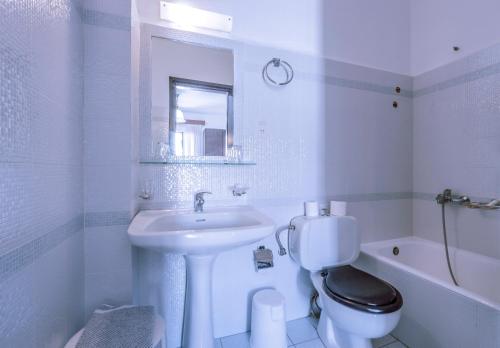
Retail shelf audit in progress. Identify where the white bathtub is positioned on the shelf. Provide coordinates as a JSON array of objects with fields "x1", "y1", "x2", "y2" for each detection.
[{"x1": 355, "y1": 237, "x2": 500, "y2": 348}]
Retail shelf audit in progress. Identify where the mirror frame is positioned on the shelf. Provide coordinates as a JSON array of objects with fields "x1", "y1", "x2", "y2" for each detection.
[
  {"x1": 169, "y1": 77, "x2": 234, "y2": 156},
  {"x1": 138, "y1": 24, "x2": 242, "y2": 161}
]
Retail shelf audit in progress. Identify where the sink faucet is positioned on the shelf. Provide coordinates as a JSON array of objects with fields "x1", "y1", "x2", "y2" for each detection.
[{"x1": 194, "y1": 191, "x2": 212, "y2": 213}]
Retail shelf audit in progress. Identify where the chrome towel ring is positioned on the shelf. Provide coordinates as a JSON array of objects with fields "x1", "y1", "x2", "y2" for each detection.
[{"x1": 262, "y1": 58, "x2": 294, "y2": 86}]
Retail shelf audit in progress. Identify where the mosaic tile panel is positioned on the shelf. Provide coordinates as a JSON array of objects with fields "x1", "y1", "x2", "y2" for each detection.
[
  {"x1": 85, "y1": 211, "x2": 132, "y2": 227},
  {"x1": 0, "y1": 0, "x2": 85, "y2": 346},
  {"x1": 81, "y1": 8, "x2": 131, "y2": 31},
  {"x1": 0, "y1": 216, "x2": 83, "y2": 283}
]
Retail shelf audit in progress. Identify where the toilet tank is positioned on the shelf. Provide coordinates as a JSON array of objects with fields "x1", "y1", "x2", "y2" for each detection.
[{"x1": 288, "y1": 215, "x2": 360, "y2": 271}]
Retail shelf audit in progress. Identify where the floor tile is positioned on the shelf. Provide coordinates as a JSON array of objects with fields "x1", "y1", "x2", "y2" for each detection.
[
  {"x1": 294, "y1": 338, "x2": 326, "y2": 348},
  {"x1": 307, "y1": 316, "x2": 319, "y2": 329},
  {"x1": 385, "y1": 341, "x2": 407, "y2": 348},
  {"x1": 178, "y1": 340, "x2": 222, "y2": 348},
  {"x1": 373, "y1": 334, "x2": 397, "y2": 347},
  {"x1": 220, "y1": 331, "x2": 250, "y2": 348},
  {"x1": 286, "y1": 318, "x2": 319, "y2": 344}
]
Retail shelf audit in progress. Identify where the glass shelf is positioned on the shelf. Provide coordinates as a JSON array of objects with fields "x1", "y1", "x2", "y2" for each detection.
[{"x1": 139, "y1": 158, "x2": 256, "y2": 166}]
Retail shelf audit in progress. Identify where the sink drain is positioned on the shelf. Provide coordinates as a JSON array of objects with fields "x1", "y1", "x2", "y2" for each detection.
[{"x1": 393, "y1": 246, "x2": 399, "y2": 256}]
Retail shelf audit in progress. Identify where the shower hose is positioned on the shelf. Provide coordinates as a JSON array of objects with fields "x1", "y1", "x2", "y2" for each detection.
[{"x1": 441, "y1": 203, "x2": 459, "y2": 286}]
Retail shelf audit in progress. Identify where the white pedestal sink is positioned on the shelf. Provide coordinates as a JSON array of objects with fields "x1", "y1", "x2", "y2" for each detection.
[{"x1": 128, "y1": 206, "x2": 275, "y2": 348}]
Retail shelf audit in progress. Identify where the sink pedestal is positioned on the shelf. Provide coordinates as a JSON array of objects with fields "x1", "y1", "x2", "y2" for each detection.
[
  {"x1": 128, "y1": 207, "x2": 275, "y2": 348},
  {"x1": 183, "y1": 254, "x2": 217, "y2": 348}
]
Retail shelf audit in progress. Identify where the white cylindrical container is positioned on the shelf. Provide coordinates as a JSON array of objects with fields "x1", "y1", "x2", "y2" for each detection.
[
  {"x1": 304, "y1": 201, "x2": 319, "y2": 217},
  {"x1": 330, "y1": 201, "x2": 347, "y2": 216},
  {"x1": 250, "y1": 289, "x2": 287, "y2": 348}
]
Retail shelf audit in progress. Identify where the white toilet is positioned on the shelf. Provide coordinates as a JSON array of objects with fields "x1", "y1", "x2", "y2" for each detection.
[{"x1": 289, "y1": 215, "x2": 403, "y2": 348}]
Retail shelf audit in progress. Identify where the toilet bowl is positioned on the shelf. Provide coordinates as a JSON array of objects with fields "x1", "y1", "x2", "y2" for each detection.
[
  {"x1": 311, "y1": 270, "x2": 401, "y2": 348},
  {"x1": 288, "y1": 215, "x2": 403, "y2": 348}
]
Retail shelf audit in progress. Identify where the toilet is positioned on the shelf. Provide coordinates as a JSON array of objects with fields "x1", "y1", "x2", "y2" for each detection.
[{"x1": 288, "y1": 215, "x2": 403, "y2": 348}]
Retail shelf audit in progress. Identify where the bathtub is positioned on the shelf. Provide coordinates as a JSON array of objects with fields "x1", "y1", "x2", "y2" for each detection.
[{"x1": 354, "y1": 237, "x2": 500, "y2": 348}]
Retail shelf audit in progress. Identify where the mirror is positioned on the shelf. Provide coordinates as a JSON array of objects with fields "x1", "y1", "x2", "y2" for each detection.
[{"x1": 151, "y1": 37, "x2": 234, "y2": 158}]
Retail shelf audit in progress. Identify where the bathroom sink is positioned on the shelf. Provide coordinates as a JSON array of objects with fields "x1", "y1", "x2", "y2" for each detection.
[
  {"x1": 128, "y1": 205, "x2": 275, "y2": 348},
  {"x1": 128, "y1": 206, "x2": 275, "y2": 255}
]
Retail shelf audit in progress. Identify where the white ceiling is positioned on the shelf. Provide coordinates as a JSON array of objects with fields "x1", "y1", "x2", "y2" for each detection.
[{"x1": 177, "y1": 88, "x2": 227, "y2": 115}]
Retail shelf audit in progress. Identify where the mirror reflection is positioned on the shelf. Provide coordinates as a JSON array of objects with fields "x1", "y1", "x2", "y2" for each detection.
[
  {"x1": 170, "y1": 78, "x2": 232, "y2": 156},
  {"x1": 151, "y1": 37, "x2": 234, "y2": 158}
]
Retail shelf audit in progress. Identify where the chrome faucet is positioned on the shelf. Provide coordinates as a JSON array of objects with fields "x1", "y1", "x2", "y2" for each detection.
[
  {"x1": 436, "y1": 188, "x2": 500, "y2": 210},
  {"x1": 436, "y1": 189, "x2": 470, "y2": 206},
  {"x1": 194, "y1": 191, "x2": 212, "y2": 213}
]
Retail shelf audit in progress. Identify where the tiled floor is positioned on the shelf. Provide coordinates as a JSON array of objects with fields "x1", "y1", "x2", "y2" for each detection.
[{"x1": 215, "y1": 317, "x2": 409, "y2": 348}]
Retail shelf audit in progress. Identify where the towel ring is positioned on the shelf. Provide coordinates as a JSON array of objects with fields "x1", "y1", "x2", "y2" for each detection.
[{"x1": 262, "y1": 58, "x2": 294, "y2": 86}]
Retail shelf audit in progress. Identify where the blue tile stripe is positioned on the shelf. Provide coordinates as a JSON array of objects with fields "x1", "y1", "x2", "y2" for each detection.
[
  {"x1": 328, "y1": 192, "x2": 414, "y2": 202},
  {"x1": 414, "y1": 61, "x2": 500, "y2": 97},
  {"x1": 246, "y1": 62, "x2": 412, "y2": 98},
  {"x1": 81, "y1": 8, "x2": 131, "y2": 31},
  {"x1": 85, "y1": 211, "x2": 131, "y2": 227},
  {"x1": 0, "y1": 215, "x2": 83, "y2": 283},
  {"x1": 248, "y1": 44, "x2": 500, "y2": 99},
  {"x1": 323, "y1": 76, "x2": 413, "y2": 98},
  {"x1": 412, "y1": 192, "x2": 436, "y2": 201},
  {"x1": 0, "y1": 211, "x2": 132, "y2": 282}
]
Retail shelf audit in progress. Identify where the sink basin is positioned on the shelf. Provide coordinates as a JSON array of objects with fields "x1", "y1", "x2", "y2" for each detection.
[
  {"x1": 128, "y1": 205, "x2": 275, "y2": 348},
  {"x1": 128, "y1": 206, "x2": 274, "y2": 255}
]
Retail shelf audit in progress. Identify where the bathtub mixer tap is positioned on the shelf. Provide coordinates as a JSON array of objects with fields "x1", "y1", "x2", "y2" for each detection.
[
  {"x1": 436, "y1": 188, "x2": 500, "y2": 287},
  {"x1": 436, "y1": 189, "x2": 500, "y2": 210},
  {"x1": 435, "y1": 189, "x2": 470, "y2": 206}
]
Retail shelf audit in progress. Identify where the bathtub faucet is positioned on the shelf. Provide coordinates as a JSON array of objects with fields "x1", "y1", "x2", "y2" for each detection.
[{"x1": 436, "y1": 189, "x2": 470, "y2": 206}]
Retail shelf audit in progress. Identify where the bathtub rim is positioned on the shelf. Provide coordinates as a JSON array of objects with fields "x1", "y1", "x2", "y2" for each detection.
[{"x1": 360, "y1": 236, "x2": 500, "y2": 312}]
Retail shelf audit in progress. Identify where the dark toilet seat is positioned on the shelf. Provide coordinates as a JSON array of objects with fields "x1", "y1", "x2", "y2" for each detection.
[{"x1": 322, "y1": 265, "x2": 403, "y2": 314}]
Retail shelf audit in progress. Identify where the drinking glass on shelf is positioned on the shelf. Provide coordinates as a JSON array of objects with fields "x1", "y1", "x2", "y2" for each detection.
[
  {"x1": 155, "y1": 142, "x2": 170, "y2": 161},
  {"x1": 228, "y1": 145, "x2": 242, "y2": 162}
]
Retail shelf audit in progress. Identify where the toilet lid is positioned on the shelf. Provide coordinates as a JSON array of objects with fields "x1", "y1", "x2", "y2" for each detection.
[{"x1": 323, "y1": 266, "x2": 403, "y2": 313}]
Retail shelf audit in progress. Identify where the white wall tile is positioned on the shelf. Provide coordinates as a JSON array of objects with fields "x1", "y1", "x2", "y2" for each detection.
[
  {"x1": 84, "y1": 164, "x2": 132, "y2": 212},
  {"x1": 84, "y1": 269, "x2": 133, "y2": 320},
  {"x1": 84, "y1": 225, "x2": 132, "y2": 275}
]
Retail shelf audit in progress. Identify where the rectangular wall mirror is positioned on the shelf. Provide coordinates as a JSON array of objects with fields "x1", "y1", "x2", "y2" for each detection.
[{"x1": 152, "y1": 37, "x2": 234, "y2": 158}]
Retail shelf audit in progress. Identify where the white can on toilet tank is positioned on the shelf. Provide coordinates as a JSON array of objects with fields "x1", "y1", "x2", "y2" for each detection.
[{"x1": 288, "y1": 215, "x2": 402, "y2": 348}]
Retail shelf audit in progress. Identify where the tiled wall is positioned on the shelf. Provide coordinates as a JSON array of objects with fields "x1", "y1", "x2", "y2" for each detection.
[
  {"x1": 413, "y1": 43, "x2": 500, "y2": 259},
  {"x1": 1, "y1": 1, "x2": 497, "y2": 347},
  {"x1": 81, "y1": 0, "x2": 134, "y2": 319},
  {"x1": 135, "y1": 25, "x2": 413, "y2": 347},
  {"x1": 0, "y1": 0, "x2": 84, "y2": 346}
]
